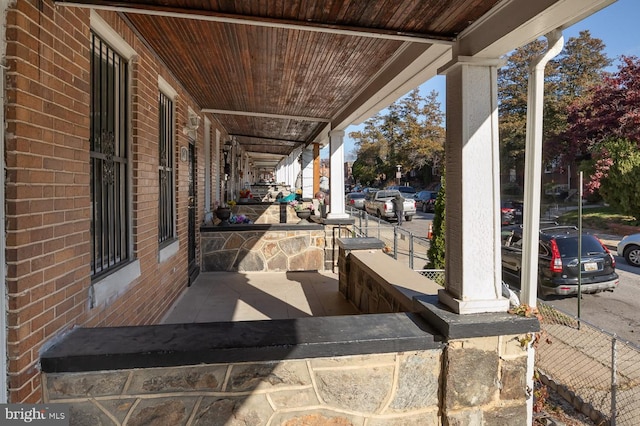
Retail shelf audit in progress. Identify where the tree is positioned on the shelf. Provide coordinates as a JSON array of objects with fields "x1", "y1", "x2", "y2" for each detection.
[
  {"x1": 499, "y1": 40, "x2": 547, "y2": 175},
  {"x1": 550, "y1": 55, "x2": 640, "y2": 209},
  {"x1": 499, "y1": 31, "x2": 610, "y2": 183},
  {"x1": 350, "y1": 89, "x2": 444, "y2": 186},
  {"x1": 350, "y1": 119, "x2": 388, "y2": 186},
  {"x1": 584, "y1": 138, "x2": 640, "y2": 217}
]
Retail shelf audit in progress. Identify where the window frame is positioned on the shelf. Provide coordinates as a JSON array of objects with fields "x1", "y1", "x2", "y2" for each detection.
[
  {"x1": 89, "y1": 30, "x2": 131, "y2": 278},
  {"x1": 158, "y1": 77, "x2": 177, "y2": 249},
  {"x1": 88, "y1": 11, "x2": 140, "y2": 307}
]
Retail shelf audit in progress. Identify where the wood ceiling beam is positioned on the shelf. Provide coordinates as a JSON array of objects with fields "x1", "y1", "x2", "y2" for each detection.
[
  {"x1": 55, "y1": 1, "x2": 456, "y2": 45},
  {"x1": 204, "y1": 109, "x2": 329, "y2": 123},
  {"x1": 232, "y1": 134, "x2": 307, "y2": 145}
]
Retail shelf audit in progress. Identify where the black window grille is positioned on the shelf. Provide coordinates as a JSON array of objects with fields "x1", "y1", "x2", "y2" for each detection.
[
  {"x1": 90, "y1": 33, "x2": 130, "y2": 277},
  {"x1": 158, "y1": 92, "x2": 174, "y2": 245}
]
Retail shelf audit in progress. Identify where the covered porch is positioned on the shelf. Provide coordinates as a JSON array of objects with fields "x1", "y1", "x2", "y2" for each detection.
[{"x1": 1, "y1": 1, "x2": 618, "y2": 422}]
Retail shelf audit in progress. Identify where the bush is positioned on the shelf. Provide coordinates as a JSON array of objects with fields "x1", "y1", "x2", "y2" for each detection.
[{"x1": 426, "y1": 177, "x2": 445, "y2": 269}]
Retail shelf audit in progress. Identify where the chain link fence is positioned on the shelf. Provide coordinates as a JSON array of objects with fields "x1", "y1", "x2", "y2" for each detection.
[
  {"x1": 536, "y1": 302, "x2": 640, "y2": 425},
  {"x1": 345, "y1": 207, "x2": 640, "y2": 423}
]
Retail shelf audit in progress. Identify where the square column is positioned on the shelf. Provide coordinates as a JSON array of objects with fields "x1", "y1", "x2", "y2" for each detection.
[
  {"x1": 439, "y1": 57, "x2": 509, "y2": 314},
  {"x1": 301, "y1": 146, "x2": 314, "y2": 199},
  {"x1": 328, "y1": 130, "x2": 347, "y2": 219}
]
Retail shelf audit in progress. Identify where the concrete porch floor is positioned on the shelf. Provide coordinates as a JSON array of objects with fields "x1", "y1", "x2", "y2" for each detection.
[{"x1": 161, "y1": 270, "x2": 359, "y2": 324}]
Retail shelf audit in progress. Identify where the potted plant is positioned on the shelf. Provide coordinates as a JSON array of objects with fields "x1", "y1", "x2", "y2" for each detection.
[
  {"x1": 215, "y1": 201, "x2": 235, "y2": 225},
  {"x1": 289, "y1": 200, "x2": 313, "y2": 222},
  {"x1": 238, "y1": 189, "x2": 252, "y2": 203}
]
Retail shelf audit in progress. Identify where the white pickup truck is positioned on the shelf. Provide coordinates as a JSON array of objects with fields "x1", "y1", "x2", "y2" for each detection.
[{"x1": 364, "y1": 189, "x2": 416, "y2": 222}]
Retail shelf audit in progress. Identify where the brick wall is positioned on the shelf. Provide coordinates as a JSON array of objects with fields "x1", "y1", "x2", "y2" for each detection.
[{"x1": 4, "y1": 2, "x2": 224, "y2": 402}]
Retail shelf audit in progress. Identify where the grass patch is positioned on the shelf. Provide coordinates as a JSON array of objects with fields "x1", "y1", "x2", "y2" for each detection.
[{"x1": 556, "y1": 205, "x2": 639, "y2": 230}]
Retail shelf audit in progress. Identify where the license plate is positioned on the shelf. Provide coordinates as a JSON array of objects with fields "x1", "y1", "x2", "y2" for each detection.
[{"x1": 583, "y1": 262, "x2": 598, "y2": 272}]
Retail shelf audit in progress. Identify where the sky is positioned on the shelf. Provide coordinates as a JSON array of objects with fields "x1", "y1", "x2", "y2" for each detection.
[{"x1": 326, "y1": 0, "x2": 640, "y2": 161}]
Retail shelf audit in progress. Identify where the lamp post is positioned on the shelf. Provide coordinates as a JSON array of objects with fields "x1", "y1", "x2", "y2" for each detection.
[{"x1": 396, "y1": 164, "x2": 402, "y2": 186}]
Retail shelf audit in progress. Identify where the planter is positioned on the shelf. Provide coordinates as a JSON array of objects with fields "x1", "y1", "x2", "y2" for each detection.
[
  {"x1": 215, "y1": 207, "x2": 231, "y2": 226},
  {"x1": 238, "y1": 197, "x2": 250, "y2": 203},
  {"x1": 296, "y1": 209, "x2": 312, "y2": 223}
]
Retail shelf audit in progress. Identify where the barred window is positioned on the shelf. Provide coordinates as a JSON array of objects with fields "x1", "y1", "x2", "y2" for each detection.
[
  {"x1": 158, "y1": 91, "x2": 175, "y2": 245},
  {"x1": 90, "y1": 33, "x2": 130, "y2": 277}
]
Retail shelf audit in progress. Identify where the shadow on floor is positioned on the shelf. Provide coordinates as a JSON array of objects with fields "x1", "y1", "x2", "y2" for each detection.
[{"x1": 161, "y1": 270, "x2": 359, "y2": 324}]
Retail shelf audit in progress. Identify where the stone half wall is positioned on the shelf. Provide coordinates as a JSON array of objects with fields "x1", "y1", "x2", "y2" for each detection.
[
  {"x1": 201, "y1": 225, "x2": 325, "y2": 272},
  {"x1": 43, "y1": 351, "x2": 443, "y2": 425},
  {"x1": 232, "y1": 202, "x2": 299, "y2": 224},
  {"x1": 335, "y1": 238, "x2": 540, "y2": 425}
]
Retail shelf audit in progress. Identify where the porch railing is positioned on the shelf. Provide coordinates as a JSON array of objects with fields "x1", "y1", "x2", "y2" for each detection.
[{"x1": 344, "y1": 207, "x2": 439, "y2": 275}]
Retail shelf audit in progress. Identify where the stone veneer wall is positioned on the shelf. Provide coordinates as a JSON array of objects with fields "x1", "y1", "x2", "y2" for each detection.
[
  {"x1": 233, "y1": 203, "x2": 299, "y2": 224},
  {"x1": 43, "y1": 350, "x2": 443, "y2": 425},
  {"x1": 336, "y1": 238, "x2": 537, "y2": 425},
  {"x1": 337, "y1": 241, "x2": 442, "y2": 314},
  {"x1": 201, "y1": 226, "x2": 325, "y2": 272}
]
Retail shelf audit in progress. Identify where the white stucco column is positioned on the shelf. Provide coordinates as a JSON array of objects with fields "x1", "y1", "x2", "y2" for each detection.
[
  {"x1": 438, "y1": 56, "x2": 509, "y2": 314},
  {"x1": 301, "y1": 146, "x2": 314, "y2": 199},
  {"x1": 328, "y1": 129, "x2": 347, "y2": 219}
]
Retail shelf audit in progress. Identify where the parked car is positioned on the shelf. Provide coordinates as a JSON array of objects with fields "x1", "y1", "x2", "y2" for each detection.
[
  {"x1": 617, "y1": 233, "x2": 640, "y2": 267},
  {"x1": 501, "y1": 225, "x2": 618, "y2": 298},
  {"x1": 345, "y1": 192, "x2": 366, "y2": 210},
  {"x1": 387, "y1": 185, "x2": 416, "y2": 196},
  {"x1": 501, "y1": 200, "x2": 523, "y2": 225},
  {"x1": 364, "y1": 189, "x2": 416, "y2": 222},
  {"x1": 414, "y1": 190, "x2": 437, "y2": 213}
]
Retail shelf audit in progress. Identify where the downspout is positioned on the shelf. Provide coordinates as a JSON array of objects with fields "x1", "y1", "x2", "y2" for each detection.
[
  {"x1": 520, "y1": 29, "x2": 563, "y2": 426},
  {"x1": 520, "y1": 29, "x2": 564, "y2": 308}
]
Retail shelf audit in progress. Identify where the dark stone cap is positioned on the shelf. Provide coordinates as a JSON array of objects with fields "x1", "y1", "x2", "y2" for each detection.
[
  {"x1": 336, "y1": 238, "x2": 385, "y2": 251},
  {"x1": 414, "y1": 295, "x2": 540, "y2": 340},
  {"x1": 41, "y1": 313, "x2": 443, "y2": 373}
]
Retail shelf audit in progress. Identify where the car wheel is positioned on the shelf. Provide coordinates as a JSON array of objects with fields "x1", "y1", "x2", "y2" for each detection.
[
  {"x1": 405, "y1": 215, "x2": 412, "y2": 222},
  {"x1": 422, "y1": 203, "x2": 427, "y2": 213},
  {"x1": 377, "y1": 210, "x2": 383, "y2": 219},
  {"x1": 624, "y1": 245, "x2": 640, "y2": 267}
]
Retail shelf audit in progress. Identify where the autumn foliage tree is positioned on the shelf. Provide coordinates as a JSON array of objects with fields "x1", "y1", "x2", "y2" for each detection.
[
  {"x1": 550, "y1": 56, "x2": 640, "y2": 216},
  {"x1": 499, "y1": 31, "x2": 610, "y2": 184},
  {"x1": 350, "y1": 88, "x2": 445, "y2": 186}
]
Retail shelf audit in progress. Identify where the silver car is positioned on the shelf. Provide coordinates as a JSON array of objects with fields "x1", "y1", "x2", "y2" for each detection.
[
  {"x1": 617, "y1": 233, "x2": 640, "y2": 267},
  {"x1": 345, "y1": 192, "x2": 366, "y2": 210}
]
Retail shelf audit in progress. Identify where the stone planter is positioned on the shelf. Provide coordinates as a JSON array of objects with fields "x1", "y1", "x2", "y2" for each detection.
[
  {"x1": 296, "y1": 209, "x2": 312, "y2": 223},
  {"x1": 215, "y1": 207, "x2": 231, "y2": 225}
]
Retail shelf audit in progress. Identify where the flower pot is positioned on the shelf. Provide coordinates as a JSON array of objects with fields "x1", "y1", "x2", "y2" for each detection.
[
  {"x1": 238, "y1": 197, "x2": 249, "y2": 203},
  {"x1": 215, "y1": 207, "x2": 231, "y2": 225},
  {"x1": 296, "y1": 209, "x2": 311, "y2": 223}
]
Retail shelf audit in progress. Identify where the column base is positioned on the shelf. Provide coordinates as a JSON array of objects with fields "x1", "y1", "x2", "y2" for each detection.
[
  {"x1": 327, "y1": 213, "x2": 349, "y2": 220},
  {"x1": 438, "y1": 289, "x2": 509, "y2": 315}
]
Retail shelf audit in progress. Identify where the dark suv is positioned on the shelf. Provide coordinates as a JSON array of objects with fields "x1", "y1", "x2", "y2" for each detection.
[{"x1": 501, "y1": 225, "x2": 618, "y2": 298}]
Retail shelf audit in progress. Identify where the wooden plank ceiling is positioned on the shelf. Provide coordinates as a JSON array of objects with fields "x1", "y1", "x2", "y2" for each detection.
[{"x1": 58, "y1": 0, "x2": 501, "y2": 159}]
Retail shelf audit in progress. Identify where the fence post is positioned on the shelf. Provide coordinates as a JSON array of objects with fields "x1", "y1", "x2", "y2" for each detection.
[
  {"x1": 393, "y1": 226, "x2": 398, "y2": 259},
  {"x1": 364, "y1": 211, "x2": 368, "y2": 237},
  {"x1": 611, "y1": 336, "x2": 617, "y2": 426},
  {"x1": 409, "y1": 232, "x2": 414, "y2": 269}
]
